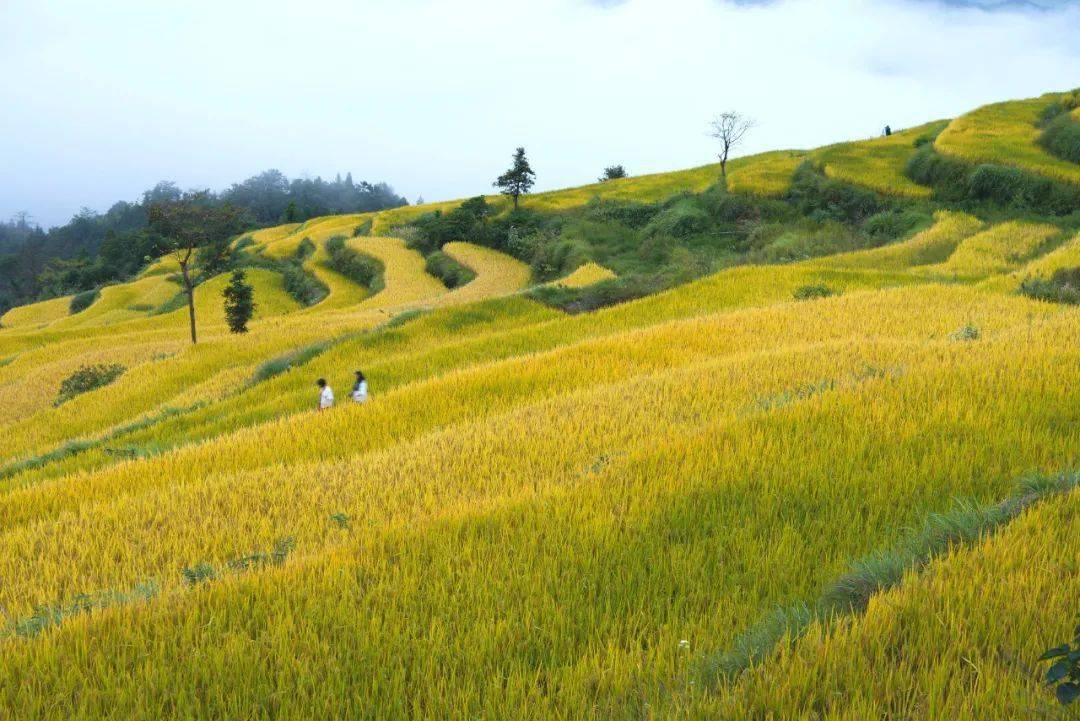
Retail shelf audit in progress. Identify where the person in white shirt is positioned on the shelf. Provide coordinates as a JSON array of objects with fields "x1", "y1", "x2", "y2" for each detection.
[
  {"x1": 351, "y1": 370, "x2": 369, "y2": 403},
  {"x1": 316, "y1": 378, "x2": 334, "y2": 411}
]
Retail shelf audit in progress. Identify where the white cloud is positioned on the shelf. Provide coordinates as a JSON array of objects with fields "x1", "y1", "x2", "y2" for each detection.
[{"x1": 1, "y1": 0, "x2": 1077, "y2": 226}]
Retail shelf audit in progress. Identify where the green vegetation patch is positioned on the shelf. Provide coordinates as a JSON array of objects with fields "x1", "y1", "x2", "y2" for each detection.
[
  {"x1": 425, "y1": 251, "x2": 477, "y2": 289},
  {"x1": 68, "y1": 288, "x2": 99, "y2": 314},
  {"x1": 55, "y1": 363, "x2": 126, "y2": 406},
  {"x1": 324, "y1": 236, "x2": 384, "y2": 291},
  {"x1": 1019, "y1": 266, "x2": 1080, "y2": 305},
  {"x1": 694, "y1": 470, "x2": 1079, "y2": 686}
]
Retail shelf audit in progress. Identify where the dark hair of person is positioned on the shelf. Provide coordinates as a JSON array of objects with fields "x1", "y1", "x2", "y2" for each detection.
[
  {"x1": 354, "y1": 370, "x2": 365, "y2": 382},
  {"x1": 317, "y1": 378, "x2": 326, "y2": 387}
]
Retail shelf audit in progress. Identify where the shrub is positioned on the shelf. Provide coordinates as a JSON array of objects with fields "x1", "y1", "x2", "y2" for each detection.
[
  {"x1": 643, "y1": 199, "x2": 710, "y2": 238},
  {"x1": 425, "y1": 251, "x2": 477, "y2": 289},
  {"x1": 598, "y1": 165, "x2": 628, "y2": 182},
  {"x1": 950, "y1": 324, "x2": 980, "y2": 341},
  {"x1": 1038, "y1": 113, "x2": 1080, "y2": 164},
  {"x1": 529, "y1": 237, "x2": 590, "y2": 281},
  {"x1": 281, "y1": 263, "x2": 328, "y2": 306},
  {"x1": 787, "y1": 162, "x2": 882, "y2": 224},
  {"x1": 529, "y1": 272, "x2": 675, "y2": 314},
  {"x1": 55, "y1": 363, "x2": 126, "y2": 406},
  {"x1": 905, "y1": 146, "x2": 969, "y2": 200},
  {"x1": 1039, "y1": 89, "x2": 1080, "y2": 126},
  {"x1": 69, "y1": 288, "x2": 99, "y2": 314},
  {"x1": 583, "y1": 200, "x2": 659, "y2": 229},
  {"x1": 181, "y1": 562, "x2": 215, "y2": 585},
  {"x1": 863, "y1": 210, "x2": 930, "y2": 241},
  {"x1": 1038, "y1": 615, "x2": 1080, "y2": 706},
  {"x1": 325, "y1": 236, "x2": 384, "y2": 290},
  {"x1": 352, "y1": 219, "x2": 373, "y2": 237},
  {"x1": 907, "y1": 145, "x2": 1080, "y2": 214},
  {"x1": 793, "y1": 284, "x2": 837, "y2": 301},
  {"x1": 1019, "y1": 267, "x2": 1080, "y2": 305},
  {"x1": 294, "y1": 237, "x2": 316, "y2": 261}
]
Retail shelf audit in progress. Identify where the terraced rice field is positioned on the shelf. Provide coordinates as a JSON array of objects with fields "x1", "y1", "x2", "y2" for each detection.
[
  {"x1": 813, "y1": 121, "x2": 947, "y2": 198},
  {"x1": 1, "y1": 91, "x2": 1078, "y2": 719},
  {"x1": 935, "y1": 92, "x2": 1080, "y2": 185},
  {"x1": 0, "y1": 204, "x2": 1077, "y2": 719}
]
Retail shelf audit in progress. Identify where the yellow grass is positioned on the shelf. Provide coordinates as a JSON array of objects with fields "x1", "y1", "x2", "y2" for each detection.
[
  {"x1": 47, "y1": 275, "x2": 180, "y2": 330},
  {"x1": 0, "y1": 282, "x2": 1074, "y2": 719},
  {"x1": 979, "y1": 230, "x2": 1080, "y2": 292},
  {"x1": 693, "y1": 487, "x2": 1080, "y2": 719},
  {"x1": 920, "y1": 221, "x2": 1061, "y2": 279},
  {"x1": 813, "y1": 210, "x2": 984, "y2": 271},
  {"x1": 0, "y1": 294, "x2": 73, "y2": 329},
  {"x1": 552, "y1": 262, "x2": 617, "y2": 288},
  {"x1": 935, "y1": 92, "x2": 1080, "y2": 185},
  {"x1": 813, "y1": 121, "x2": 947, "y2": 197},
  {"x1": 0, "y1": 93, "x2": 1077, "y2": 718}
]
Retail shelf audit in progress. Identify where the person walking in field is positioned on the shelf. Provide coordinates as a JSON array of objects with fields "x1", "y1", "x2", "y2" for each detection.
[
  {"x1": 351, "y1": 370, "x2": 369, "y2": 403},
  {"x1": 316, "y1": 378, "x2": 334, "y2": 411}
]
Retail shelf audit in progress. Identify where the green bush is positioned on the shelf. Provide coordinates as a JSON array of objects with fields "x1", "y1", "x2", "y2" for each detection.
[
  {"x1": 325, "y1": 236, "x2": 384, "y2": 290},
  {"x1": 793, "y1": 284, "x2": 837, "y2": 301},
  {"x1": 906, "y1": 145, "x2": 1080, "y2": 214},
  {"x1": 862, "y1": 209, "x2": 930, "y2": 241},
  {"x1": 1038, "y1": 113, "x2": 1080, "y2": 164},
  {"x1": 352, "y1": 219, "x2": 373, "y2": 237},
  {"x1": 425, "y1": 251, "x2": 477, "y2": 288},
  {"x1": 950, "y1": 324, "x2": 980, "y2": 341},
  {"x1": 1019, "y1": 267, "x2": 1080, "y2": 305},
  {"x1": 583, "y1": 199, "x2": 659, "y2": 229},
  {"x1": 69, "y1": 288, "x2": 100, "y2": 314},
  {"x1": 294, "y1": 237, "x2": 316, "y2": 261},
  {"x1": 55, "y1": 363, "x2": 125, "y2": 406},
  {"x1": 905, "y1": 145, "x2": 969, "y2": 200},
  {"x1": 642, "y1": 199, "x2": 710, "y2": 238},
  {"x1": 787, "y1": 163, "x2": 882, "y2": 225},
  {"x1": 281, "y1": 263, "x2": 327, "y2": 306},
  {"x1": 529, "y1": 272, "x2": 677, "y2": 314},
  {"x1": 530, "y1": 238, "x2": 591, "y2": 281},
  {"x1": 699, "y1": 188, "x2": 759, "y2": 224},
  {"x1": 1039, "y1": 615, "x2": 1080, "y2": 706}
]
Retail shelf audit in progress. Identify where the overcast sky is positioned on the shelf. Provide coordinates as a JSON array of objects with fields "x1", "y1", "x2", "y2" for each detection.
[{"x1": 1, "y1": 0, "x2": 1077, "y2": 228}]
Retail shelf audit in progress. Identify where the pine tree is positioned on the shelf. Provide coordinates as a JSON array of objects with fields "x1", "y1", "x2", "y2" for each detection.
[
  {"x1": 493, "y1": 147, "x2": 536, "y2": 210},
  {"x1": 222, "y1": 269, "x2": 255, "y2": 334}
]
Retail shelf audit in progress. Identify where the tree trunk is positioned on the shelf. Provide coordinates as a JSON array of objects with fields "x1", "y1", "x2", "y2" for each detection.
[
  {"x1": 180, "y1": 261, "x2": 197, "y2": 345},
  {"x1": 513, "y1": 193, "x2": 519, "y2": 210}
]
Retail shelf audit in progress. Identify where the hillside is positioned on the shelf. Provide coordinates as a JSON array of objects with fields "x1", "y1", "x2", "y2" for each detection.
[{"x1": 0, "y1": 90, "x2": 1078, "y2": 720}]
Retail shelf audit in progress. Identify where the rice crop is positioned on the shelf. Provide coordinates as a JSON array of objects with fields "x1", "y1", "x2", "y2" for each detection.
[{"x1": 935, "y1": 93, "x2": 1080, "y2": 185}]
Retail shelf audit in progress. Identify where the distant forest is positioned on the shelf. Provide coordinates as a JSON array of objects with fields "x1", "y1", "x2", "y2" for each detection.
[{"x1": 0, "y1": 170, "x2": 407, "y2": 313}]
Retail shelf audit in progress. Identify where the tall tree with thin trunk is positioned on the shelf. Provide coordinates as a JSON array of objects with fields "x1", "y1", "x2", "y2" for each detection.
[
  {"x1": 708, "y1": 112, "x2": 756, "y2": 180},
  {"x1": 493, "y1": 147, "x2": 536, "y2": 210},
  {"x1": 148, "y1": 192, "x2": 246, "y2": 344}
]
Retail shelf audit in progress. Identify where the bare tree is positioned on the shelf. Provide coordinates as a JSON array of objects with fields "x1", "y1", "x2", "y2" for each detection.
[{"x1": 708, "y1": 112, "x2": 756, "y2": 179}]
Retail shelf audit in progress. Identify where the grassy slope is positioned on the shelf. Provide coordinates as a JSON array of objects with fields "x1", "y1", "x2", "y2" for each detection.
[
  {"x1": 0, "y1": 91, "x2": 1078, "y2": 720},
  {"x1": 935, "y1": 92, "x2": 1080, "y2": 185},
  {"x1": 813, "y1": 120, "x2": 948, "y2": 198}
]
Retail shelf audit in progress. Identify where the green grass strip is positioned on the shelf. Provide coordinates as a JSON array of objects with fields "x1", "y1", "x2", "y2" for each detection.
[{"x1": 694, "y1": 469, "x2": 1080, "y2": 686}]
